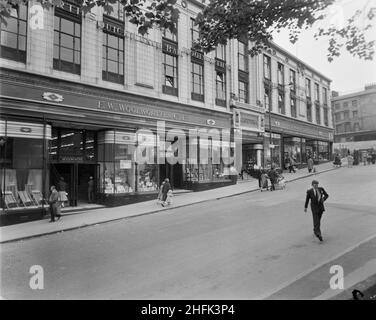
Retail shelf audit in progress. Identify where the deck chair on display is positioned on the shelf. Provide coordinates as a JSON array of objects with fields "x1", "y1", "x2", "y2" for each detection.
[
  {"x1": 18, "y1": 190, "x2": 36, "y2": 207},
  {"x1": 4, "y1": 191, "x2": 19, "y2": 209},
  {"x1": 31, "y1": 190, "x2": 45, "y2": 206}
]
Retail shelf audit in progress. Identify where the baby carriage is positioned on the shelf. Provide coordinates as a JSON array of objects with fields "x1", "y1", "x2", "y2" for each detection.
[
  {"x1": 165, "y1": 190, "x2": 173, "y2": 206},
  {"x1": 274, "y1": 174, "x2": 286, "y2": 190}
]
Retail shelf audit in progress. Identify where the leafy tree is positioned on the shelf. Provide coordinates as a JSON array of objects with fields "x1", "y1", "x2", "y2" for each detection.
[
  {"x1": 195, "y1": 0, "x2": 375, "y2": 61},
  {"x1": 0, "y1": 0, "x2": 179, "y2": 35},
  {"x1": 0, "y1": 0, "x2": 374, "y2": 61}
]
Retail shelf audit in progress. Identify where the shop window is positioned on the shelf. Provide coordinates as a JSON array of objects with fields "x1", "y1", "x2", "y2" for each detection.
[
  {"x1": 318, "y1": 141, "x2": 329, "y2": 161},
  {"x1": 0, "y1": 3, "x2": 27, "y2": 63},
  {"x1": 1, "y1": 121, "x2": 52, "y2": 212}
]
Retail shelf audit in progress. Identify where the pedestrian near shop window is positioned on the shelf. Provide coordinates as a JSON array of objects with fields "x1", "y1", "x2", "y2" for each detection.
[
  {"x1": 307, "y1": 157, "x2": 314, "y2": 173},
  {"x1": 49, "y1": 185, "x2": 61, "y2": 222},
  {"x1": 161, "y1": 178, "x2": 171, "y2": 207},
  {"x1": 88, "y1": 176, "x2": 95, "y2": 203},
  {"x1": 304, "y1": 180, "x2": 329, "y2": 242},
  {"x1": 289, "y1": 156, "x2": 296, "y2": 173},
  {"x1": 57, "y1": 177, "x2": 68, "y2": 207}
]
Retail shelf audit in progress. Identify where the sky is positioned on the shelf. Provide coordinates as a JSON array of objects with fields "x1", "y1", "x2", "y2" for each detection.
[{"x1": 272, "y1": 0, "x2": 376, "y2": 95}]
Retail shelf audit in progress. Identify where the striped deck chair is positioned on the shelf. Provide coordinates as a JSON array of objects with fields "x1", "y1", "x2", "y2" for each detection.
[
  {"x1": 31, "y1": 190, "x2": 44, "y2": 206},
  {"x1": 18, "y1": 190, "x2": 35, "y2": 207},
  {"x1": 4, "y1": 191, "x2": 18, "y2": 209}
]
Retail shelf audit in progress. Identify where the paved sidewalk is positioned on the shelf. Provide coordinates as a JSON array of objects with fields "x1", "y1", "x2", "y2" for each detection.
[{"x1": 0, "y1": 162, "x2": 336, "y2": 243}]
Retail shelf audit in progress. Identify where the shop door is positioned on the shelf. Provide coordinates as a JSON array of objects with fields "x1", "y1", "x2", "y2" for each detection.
[
  {"x1": 77, "y1": 164, "x2": 97, "y2": 204},
  {"x1": 158, "y1": 163, "x2": 183, "y2": 189},
  {"x1": 50, "y1": 163, "x2": 76, "y2": 206}
]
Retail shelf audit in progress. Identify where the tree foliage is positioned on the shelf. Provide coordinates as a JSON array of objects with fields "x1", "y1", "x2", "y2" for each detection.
[
  {"x1": 0, "y1": 0, "x2": 374, "y2": 61},
  {"x1": 195, "y1": 0, "x2": 375, "y2": 62},
  {"x1": 0, "y1": 0, "x2": 179, "y2": 35}
]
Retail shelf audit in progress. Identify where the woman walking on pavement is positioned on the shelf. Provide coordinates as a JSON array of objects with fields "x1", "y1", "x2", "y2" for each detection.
[{"x1": 161, "y1": 178, "x2": 171, "y2": 207}]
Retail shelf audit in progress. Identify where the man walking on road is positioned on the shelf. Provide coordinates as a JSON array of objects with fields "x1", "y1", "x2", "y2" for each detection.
[{"x1": 304, "y1": 180, "x2": 329, "y2": 242}]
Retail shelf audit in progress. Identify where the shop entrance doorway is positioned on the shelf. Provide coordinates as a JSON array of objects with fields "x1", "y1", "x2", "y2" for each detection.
[
  {"x1": 50, "y1": 163, "x2": 97, "y2": 207},
  {"x1": 159, "y1": 163, "x2": 183, "y2": 189}
]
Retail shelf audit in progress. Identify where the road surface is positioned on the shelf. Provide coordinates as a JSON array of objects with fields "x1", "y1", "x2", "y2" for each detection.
[{"x1": 1, "y1": 164, "x2": 376, "y2": 299}]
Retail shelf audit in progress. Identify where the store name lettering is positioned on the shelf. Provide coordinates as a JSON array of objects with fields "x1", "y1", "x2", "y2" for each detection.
[
  {"x1": 97, "y1": 101, "x2": 186, "y2": 122},
  {"x1": 162, "y1": 42, "x2": 178, "y2": 55}
]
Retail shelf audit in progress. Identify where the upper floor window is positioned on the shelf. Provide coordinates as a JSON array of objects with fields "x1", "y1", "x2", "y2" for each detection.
[
  {"x1": 53, "y1": 3, "x2": 82, "y2": 75},
  {"x1": 190, "y1": 18, "x2": 199, "y2": 47},
  {"x1": 316, "y1": 104, "x2": 321, "y2": 124},
  {"x1": 277, "y1": 63, "x2": 284, "y2": 85},
  {"x1": 289, "y1": 69, "x2": 296, "y2": 91},
  {"x1": 314, "y1": 83, "x2": 319, "y2": 102},
  {"x1": 335, "y1": 102, "x2": 340, "y2": 110},
  {"x1": 163, "y1": 27, "x2": 177, "y2": 42},
  {"x1": 344, "y1": 110, "x2": 349, "y2": 119},
  {"x1": 103, "y1": 1, "x2": 124, "y2": 21},
  {"x1": 343, "y1": 101, "x2": 349, "y2": 108},
  {"x1": 290, "y1": 96, "x2": 297, "y2": 118},
  {"x1": 352, "y1": 100, "x2": 357, "y2": 107},
  {"x1": 324, "y1": 107, "x2": 328, "y2": 126},
  {"x1": 305, "y1": 78, "x2": 311, "y2": 97},
  {"x1": 353, "y1": 110, "x2": 358, "y2": 118},
  {"x1": 307, "y1": 103, "x2": 312, "y2": 122},
  {"x1": 238, "y1": 80, "x2": 248, "y2": 104},
  {"x1": 278, "y1": 91, "x2": 285, "y2": 114},
  {"x1": 264, "y1": 84, "x2": 271, "y2": 111},
  {"x1": 354, "y1": 123, "x2": 360, "y2": 131},
  {"x1": 322, "y1": 87, "x2": 328, "y2": 105},
  {"x1": 0, "y1": 4, "x2": 27, "y2": 63},
  {"x1": 238, "y1": 41, "x2": 248, "y2": 72},
  {"x1": 163, "y1": 52, "x2": 178, "y2": 96},
  {"x1": 191, "y1": 61, "x2": 204, "y2": 101},
  {"x1": 102, "y1": 31, "x2": 124, "y2": 84},
  {"x1": 215, "y1": 44, "x2": 226, "y2": 61},
  {"x1": 216, "y1": 71, "x2": 226, "y2": 106},
  {"x1": 263, "y1": 54, "x2": 271, "y2": 80}
]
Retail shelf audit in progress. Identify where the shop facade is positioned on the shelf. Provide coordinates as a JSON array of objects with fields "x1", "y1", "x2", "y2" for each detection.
[
  {"x1": 232, "y1": 102, "x2": 265, "y2": 173},
  {"x1": 265, "y1": 113, "x2": 334, "y2": 170},
  {"x1": 0, "y1": 68, "x2": 234, "y2": 224}
]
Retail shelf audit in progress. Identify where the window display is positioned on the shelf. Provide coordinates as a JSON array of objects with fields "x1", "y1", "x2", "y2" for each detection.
[
  {"x1": 137, "y1": 164, "x2": 158, "y2": 192},
  {"x1": 0, "y1": 120, "x2": 51, "y2": 212}
]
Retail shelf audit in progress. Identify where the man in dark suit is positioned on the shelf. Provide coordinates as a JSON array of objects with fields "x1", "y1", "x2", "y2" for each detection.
[{"x1": 304, "y1": 180, "x2": 329, "y2": 242}]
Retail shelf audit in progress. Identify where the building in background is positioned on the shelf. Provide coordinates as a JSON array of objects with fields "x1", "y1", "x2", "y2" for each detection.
[
  {"x1": 254, "y1": 42, "x2": 334, "y2": 170},
  {"x1": 332, "y1": 84, "x2": 376, "y2": 156}
]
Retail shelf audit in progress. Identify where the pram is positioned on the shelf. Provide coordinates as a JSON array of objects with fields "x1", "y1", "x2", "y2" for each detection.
[{"x1": 274, "y1": 175, "x2": 286, "y2": 190}]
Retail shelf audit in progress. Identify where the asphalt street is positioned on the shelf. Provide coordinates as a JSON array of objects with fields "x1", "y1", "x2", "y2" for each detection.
[{"x1": 1, "y1": 164, "x2": 376, "y2": 299}]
